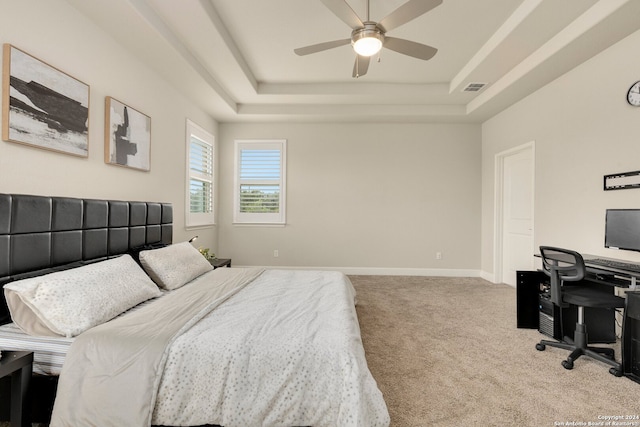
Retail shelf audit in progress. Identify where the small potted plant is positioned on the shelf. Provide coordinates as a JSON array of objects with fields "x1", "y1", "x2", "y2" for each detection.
[{"x1": 198, "y1": 247, "x2": 215, "y2": 260}]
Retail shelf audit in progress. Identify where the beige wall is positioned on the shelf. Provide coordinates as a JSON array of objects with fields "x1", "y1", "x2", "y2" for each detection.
[
  {"x1": 14, "y1": 0, "x2": 637, "y2": 278},
  {"x1": 219, "y1": 122, "x2": 482, "y2": 275},
  {"x1": 0, "y1": 1, "x2": 482, "y2": 275},
  {"x1": 481, "y1": 28, "x2": 640, "y2": 279},
  {"x1": 0, "y1": 0, "x2": 218, "y2": 247}
]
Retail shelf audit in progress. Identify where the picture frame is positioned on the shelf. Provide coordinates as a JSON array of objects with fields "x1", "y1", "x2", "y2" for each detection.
[
  {"x1": 2, "y1": 44, "x2": 90, "y2": 157},
  {"x1": 104, "y1": 96, "x2": 151, "y2": 171},
  {"x1": 604, "y1": 170, "x2": 640, "y2": 191}
]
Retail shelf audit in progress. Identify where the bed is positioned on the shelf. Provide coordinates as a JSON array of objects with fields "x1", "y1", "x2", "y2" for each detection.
[{"x1": 0, "y1": 193, "x2": 389, "y2": 427}]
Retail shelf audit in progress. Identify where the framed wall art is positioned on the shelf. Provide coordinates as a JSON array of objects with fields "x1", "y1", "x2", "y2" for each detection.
[
  {"x1": 104, "y1": 96, "x2": 150, "y2": 171},
  {"x1": 2, "y1": 44, "x2": 90, "y2": 157}
]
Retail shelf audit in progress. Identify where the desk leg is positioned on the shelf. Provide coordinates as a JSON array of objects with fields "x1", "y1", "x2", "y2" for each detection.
[{"x1": 10, "y1": 364, "x2": 31, "y2": 427}]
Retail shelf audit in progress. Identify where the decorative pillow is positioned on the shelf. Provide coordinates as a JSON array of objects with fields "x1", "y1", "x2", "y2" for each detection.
[
  {"x1": 139, "y1": 241, "x2": 213, "y2": 290},
  {"x1": 4, "y1": 255, "x2": 163, "y2": 337}
]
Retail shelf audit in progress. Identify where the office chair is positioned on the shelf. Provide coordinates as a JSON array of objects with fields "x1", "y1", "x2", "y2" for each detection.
[{"x1": 535, "y1": 246, "x2": 625, "y2": 376}]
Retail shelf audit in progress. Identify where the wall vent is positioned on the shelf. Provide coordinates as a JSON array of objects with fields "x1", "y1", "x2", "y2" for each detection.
[{"x1": 462, "y1": 82, "x2": 487, "y2": 92}]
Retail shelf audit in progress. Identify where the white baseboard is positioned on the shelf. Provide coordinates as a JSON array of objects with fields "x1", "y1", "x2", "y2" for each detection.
[
  {"x1": 480, "y1": 270, "x2": 497, "y2": 283},
  {"x1": 233, "y1": 265, "x2": 482, "y2": 277}
]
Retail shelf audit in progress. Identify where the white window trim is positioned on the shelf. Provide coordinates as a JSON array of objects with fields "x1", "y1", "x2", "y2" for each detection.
[
  {"x1": 233, "y1": 139, "x2": 287, "y2": 225},
  {"x1": 185, "y1": 119, "x2": 215, "y2": 228}
]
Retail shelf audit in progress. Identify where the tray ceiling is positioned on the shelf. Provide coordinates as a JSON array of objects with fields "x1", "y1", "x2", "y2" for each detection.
[{"x1": 66, "y1": 0, "x2": 640, "y2": 123}]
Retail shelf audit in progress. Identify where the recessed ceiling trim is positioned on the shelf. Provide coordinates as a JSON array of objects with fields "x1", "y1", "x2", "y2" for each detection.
[
  {"x1": 467, "y1": 0, "x2": 640, "y2": 115},
  {"x1": 199, "y1": 0, "x2": 258, "y2": 92},
  {"x1": 450, "y1": 0, "x2": 543, "y2": 94},
  {"x1": 237, "y1": 103, "x2": 467, "y2": 116},
  {"x1": 129, "y1": 0, "x2": 238, "y2": 112},
  {"x1": 258, "y1": 82, "x2": 450, "y2": 96},
  {"x1": 79, "y1": 0, "x2": 640, "y2": 124}
]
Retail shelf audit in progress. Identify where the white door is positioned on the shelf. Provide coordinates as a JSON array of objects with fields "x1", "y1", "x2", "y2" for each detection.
[{"x1": 501, "y1": 145, "x2": 534, "y2": 286}]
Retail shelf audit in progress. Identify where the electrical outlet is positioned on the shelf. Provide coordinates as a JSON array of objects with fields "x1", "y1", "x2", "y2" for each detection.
[
  {"x1": 274, "y1": 249, "x2": 279, "y2": 257},
  {"x1": 436, "y1": 252, "x2": 442, "y2": 260}
]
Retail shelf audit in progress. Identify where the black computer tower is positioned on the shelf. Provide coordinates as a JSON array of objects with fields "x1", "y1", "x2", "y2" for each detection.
[
  {"x1": 538, "y1": 291, "x2": 615, "y2": 343},
  {"x1": 623, "y1": 291, "x2": 640, "y2": 383},
  {"x1": 538, "y1": 292, "x2": 559, "y2": 338},
  {"x1": 517, "y1": 270, "x2": 545, "y2": 329}
]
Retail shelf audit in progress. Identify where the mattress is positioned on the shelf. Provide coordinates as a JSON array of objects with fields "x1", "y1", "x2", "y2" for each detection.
[
  {"x1": 0, "y1": 292, "x2": 163, "y2": 376},
  {"x1": 0, "y1": 323, "x2": 72, "y2": 375}
]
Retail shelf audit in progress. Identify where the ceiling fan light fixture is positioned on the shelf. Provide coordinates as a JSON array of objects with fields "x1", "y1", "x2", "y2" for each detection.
[
  {"x1": 351, "y1": 24, "x2": 384, "y2": 57},
  {"x1": 294, "y1": 0, "x2": 441, "y2": 76}
]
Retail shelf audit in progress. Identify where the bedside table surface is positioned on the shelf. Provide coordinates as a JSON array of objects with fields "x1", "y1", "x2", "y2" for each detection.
[{"x1": 209, "y1": 258, "x2": 232, "y2": 268}]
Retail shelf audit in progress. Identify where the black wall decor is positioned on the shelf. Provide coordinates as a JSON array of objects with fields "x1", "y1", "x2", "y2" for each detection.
[{"x1": 604, "y1": 170, "x2": 640, "y2": 191}]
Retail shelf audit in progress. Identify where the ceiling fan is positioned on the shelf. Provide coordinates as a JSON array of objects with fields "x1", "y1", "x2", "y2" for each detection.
[{"x1": 294, "y1": 0, "x2": 442, "y2": 78}]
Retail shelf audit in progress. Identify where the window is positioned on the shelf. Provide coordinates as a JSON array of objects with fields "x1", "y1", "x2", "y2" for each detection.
[
  {"x1": 234, "y1": 139, "x2": 287, "y2": 224},
  {"x1": 186, "y1": 120, "x2": 215, "y2": 227}
]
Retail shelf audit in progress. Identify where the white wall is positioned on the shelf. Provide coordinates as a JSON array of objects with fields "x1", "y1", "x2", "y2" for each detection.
[
  {"x1": 219, "y1": 122, "x2": 482, "y2": 275},
  {"x1": 481, "y1": 28, "x2": 640, "y2": 277},
  {"x1": 0, "y1": 0, "x2": 218, "y2": 247}
]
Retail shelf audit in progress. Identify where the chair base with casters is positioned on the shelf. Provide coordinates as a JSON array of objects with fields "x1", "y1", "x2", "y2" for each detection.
[{"x1": 536, "y1": 286, "x2": 625, "y2": 377}]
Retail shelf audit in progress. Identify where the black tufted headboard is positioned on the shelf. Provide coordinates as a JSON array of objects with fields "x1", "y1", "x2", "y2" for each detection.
[{"x1": 0, "y1": 193, "x2": 173, "y2": 325}]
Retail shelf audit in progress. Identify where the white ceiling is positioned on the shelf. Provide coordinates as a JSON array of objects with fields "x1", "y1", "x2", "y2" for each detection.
[{"x1": 66, "y1": 0, "x2": 640, "y2": 123}]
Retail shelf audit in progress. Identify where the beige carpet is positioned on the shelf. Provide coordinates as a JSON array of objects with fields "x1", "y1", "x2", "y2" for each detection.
[{"x1": 351, "y1": 275, "x2": 640, "y2": 427}]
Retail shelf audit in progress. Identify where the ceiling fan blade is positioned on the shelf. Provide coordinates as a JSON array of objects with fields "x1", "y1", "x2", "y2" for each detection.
[
  {"x1": 294, "y1": 39, "x2": 351, "y2": 56},
  {"x1": 378, "y1": 0, "x2": 442, "y2": 32},
  {"x1": 320, "y1": 0, "x2": 363, "y2": 29},
  {"x1": 352, "y1": 55, "x2": 370, "y2": 78},
  {"x1": 384, "y1": 37, "x2": 437, "y2": 60}
]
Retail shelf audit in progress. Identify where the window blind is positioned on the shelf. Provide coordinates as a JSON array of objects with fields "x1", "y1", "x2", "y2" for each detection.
[
  {"x1": 185, "y1": 119, "x2": 215, "y2": 227},
  {"x1": 234, "y1": 140, "x2": 287, "y2": 224},
  {"x1": 239, "y1": 149, "x2": 281, "y2": 213},
  {"x1": 190, "y1": 136, "x2": 213, "y2": 214}
]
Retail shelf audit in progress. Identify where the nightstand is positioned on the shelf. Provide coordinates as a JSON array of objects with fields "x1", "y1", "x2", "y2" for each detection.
[
  {"x1": 209, "y1": 258, "x2": 231, "y2": 269},
  {"x1": 0, "y1": 351, "x2": 33, "y2": 427}
]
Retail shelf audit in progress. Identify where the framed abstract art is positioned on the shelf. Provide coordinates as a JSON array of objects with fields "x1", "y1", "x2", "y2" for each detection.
[
  {"x1": 104, "y1": 96, "x2": 151, "y2": 171},
  {"x1": 2, "y1": 44, "x2": 90, "y2": 157}
]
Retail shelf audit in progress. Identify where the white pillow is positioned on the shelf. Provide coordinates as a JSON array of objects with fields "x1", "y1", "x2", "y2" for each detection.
[
  {"x1": 4, "y1": 255, "x2": 162, "y2": 337},
  {"x1": 139, "y1": 242, "x2": 213, "y2": 290}
]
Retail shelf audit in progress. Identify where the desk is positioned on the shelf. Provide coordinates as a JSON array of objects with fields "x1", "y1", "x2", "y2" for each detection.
[
  {"x1": 519, "y1": 254, "x2": 638, "y2": 340},
  {"x1": 582, "y1": 254, "x2": 640, "y2": 287},
  {"x1": 519, "y1": 254, "x2": 640, "y2": 382},
  {"x1": 0, "y1": 351, "x2": 33, "y2": 427},
  {"x1": 519, "y1": 251, "x2": 640, "y2": 382},
  {"x1": 532, "y1": 252, "x2": 640, "y2": 287},
  {"x1": 517, "y1": 269, "x2": 620, "y2": 343}
]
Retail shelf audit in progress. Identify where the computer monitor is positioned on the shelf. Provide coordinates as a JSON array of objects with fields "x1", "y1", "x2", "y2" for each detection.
[{"x1": 605, "y1": 209, "x2": 640, "y2": 252}]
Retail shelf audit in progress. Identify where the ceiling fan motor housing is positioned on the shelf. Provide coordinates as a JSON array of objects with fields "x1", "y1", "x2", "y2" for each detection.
[{"x1": 351, "y1": 22, "x2": 385, "y2": 56}]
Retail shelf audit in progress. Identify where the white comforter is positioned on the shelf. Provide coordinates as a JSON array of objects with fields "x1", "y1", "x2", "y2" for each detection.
[{"x1": 53, "y1": 268, "x2": 390, "y2": 427}]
